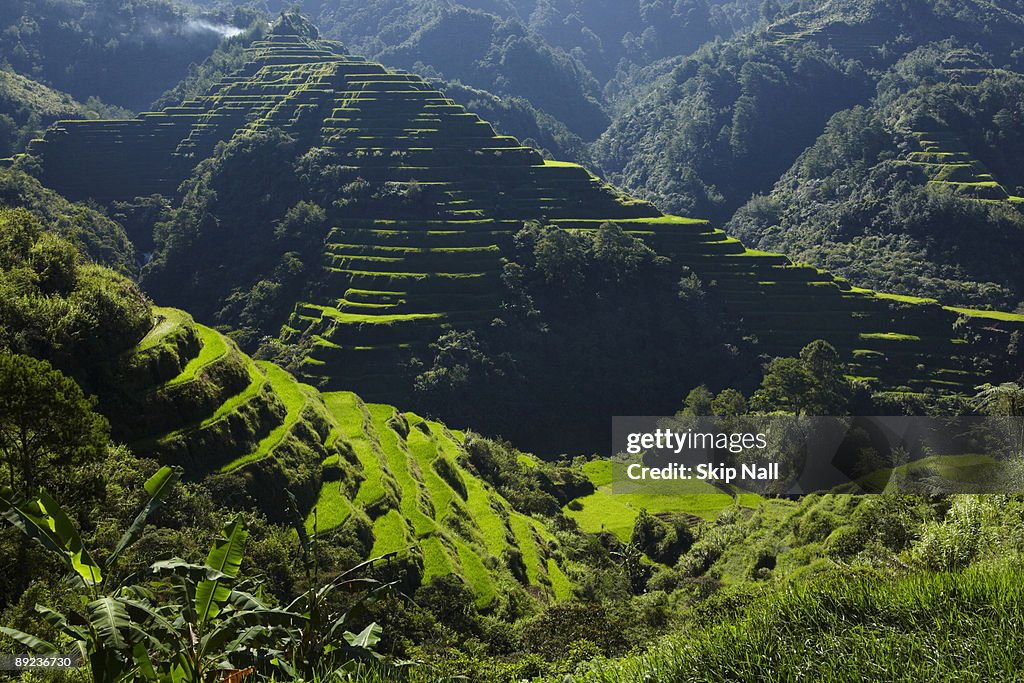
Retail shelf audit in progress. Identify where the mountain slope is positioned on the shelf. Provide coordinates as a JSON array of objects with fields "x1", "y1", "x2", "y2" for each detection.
[
  {"x1": 114, "y1": 305, "x2": 573, "y2": 605},
  {"x1": 729, "y1": 45, "x2": 1024, "y2": 309},
  {"x1": 594, "y1": 0, "x2": 1024, "y2": 223},
  {"x1": 20, "y1": 16, "x2": 1024, "y2": 409}
]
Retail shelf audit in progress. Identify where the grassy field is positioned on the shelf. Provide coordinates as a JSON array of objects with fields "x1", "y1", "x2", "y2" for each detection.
[
  {"x1": 564, "y1": 461, "x2": 751, "y2": 542},
  {"x1": 574, "y1": 562, "x2": 1024, "y2": 682}
]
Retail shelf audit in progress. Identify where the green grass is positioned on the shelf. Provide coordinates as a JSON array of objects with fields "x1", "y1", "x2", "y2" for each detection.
[
  {"x1": 163, "y1": 323, "x2": 228, "y2": 388},
  {"x1": 419, "y1": 534, "x2": 454, "y2": 583},
  {"x1": 584, "y1": 460, "x2": 612, "y2": 486},
  {"x1": 575, "y1": 562, "x2": 1024, "y2": 682},
  {"x1": 454, "y1": 538, "x2": 497, "y2": 608},
  {"x1": 304, "y1": 304, "x2": 444, "y2": 324},
  {"x1": 370, "y1": 509, "x2": 409, "y2": 558},
  {"x1": 872, "y1": 291, "x2": 939, "y2": 305},
  {"x1": 219, "y1": 362, "x2": 308, "y2": 472},
  {"x1": 405, "y1": 418, "x2": 455, "y2": 522},
  {"x1": 322, "y1": 392, "x2": 390, "y2": 507},
  {"x1": 306, "y1": 480, "x2": 353, "y2": 534},
  {"x1": 945, "y1": 306, "x2": 1024, "y2": 322},
  {"x1": 201, "y1": 358, "x2": 266, "y2": 427},
  {"x1": 460, "y1": 473, "x2": 511, "y2": 558},
  {"x1": 859, "y1": 332, "x2": 921, "y2": 342},
  {"x1": 547, "y1": 558, "x2": 573, "y2": 601},
  {"x1": 857, "y1": 453, "x2": 1002, "y2": 492},
  {"x1": 136, "y1": 307, "x2": 189, "y2": 351},
  {"x1": 566, "y1": 461, "x2": 748, "y2": 542},
  {"x1": 509, "y1": 514, "x2": 542, "y2": 586},
  {"x1": 368, "y1": 404, "x2": 436, "y2": 537}
]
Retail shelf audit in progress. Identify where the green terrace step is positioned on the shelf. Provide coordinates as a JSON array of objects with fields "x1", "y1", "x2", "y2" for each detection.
[
  {"x1": 322, "y1": 267, "x2": 502, "y2": 291},
  {"x1": 343, "y1": 289, "x2": 408, "y2": 304},
  {"x1": 326, "y1": 247, "x2": 503, "y2": 266},
  {"x1": 115, "y1": 311, "x2": 345, "y2": 491},
  {"x1": 337, "y1": 293, "x2": 502, "y2": 316},
  {"x1": 309, "y1": 394, "x2": 569, "y2": 604}
]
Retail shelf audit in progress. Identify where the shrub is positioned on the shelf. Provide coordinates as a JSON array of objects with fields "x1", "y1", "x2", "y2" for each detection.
[{"x1": 825, "y1": 524, "x2": 867, "y2": 560}]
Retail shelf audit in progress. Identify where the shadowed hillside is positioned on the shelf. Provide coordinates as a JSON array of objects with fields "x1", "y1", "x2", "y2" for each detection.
[{"x1": 19, "y1": 15, "x2": 1024, "y2": 409}]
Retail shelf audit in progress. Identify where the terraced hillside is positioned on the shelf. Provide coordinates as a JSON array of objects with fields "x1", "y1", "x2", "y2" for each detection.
[
  {"x1": 25, "y1": 18, "x2": 1024, "y2": 400},
  {"x1": 309, "y1": 392, "x2": 573, "y2": 605},
  {"x1": 905, "y1": 129, "x2": 1013, "y2": 200},
  {"x1": 900, "y1": 53, "x2": 1024, "y2": 204},
  {"x1": 108, "y1": 306, "x2": 352, "y2": 505},
  {"x1": 107, "y1": 304, "x2": 572, "y2": 606}
]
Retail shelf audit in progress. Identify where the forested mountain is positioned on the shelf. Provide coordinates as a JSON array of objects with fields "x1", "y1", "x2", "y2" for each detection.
[
  {"x1": 592, "y1": 0, "x2": 1024, "y2": 222},
  {"x1": 593, "y1": 38, "x2": 873, "y2": 222},
  {"x1": 181, "y1": 0, "x2": 766, "y2": 142},
  {"x1": 0, "y1": 0, "x2": 258, "y2": 110},
  {"x1": 20, "y1": 18, "x2": 1023, "y2": 456},
  {"x1": 0, "y1": 70, "x2": 136, "y2": 157},
  {"x1": 730, "y1": 45, "x2": 1024, "y2": 309}
]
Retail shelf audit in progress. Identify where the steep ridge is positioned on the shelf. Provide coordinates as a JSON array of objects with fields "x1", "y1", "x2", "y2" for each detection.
[
  {"x1": 766, "y1": 0, "x2": 1024, "y2": 67},
  {"x1": 107, "y1": 304, "x2": 571, "y2": 606},
  {"x1": 24, "y1": 20, "x2": 1024, "y2": 400}
]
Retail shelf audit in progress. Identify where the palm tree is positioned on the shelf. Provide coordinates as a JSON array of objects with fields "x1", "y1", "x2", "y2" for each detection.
[
  {"x1": 973, "y1": 382, "x2": 1024, "y2": 465},
  {"x1": 973, "y1": 382, "x2": 1024, "y2": 417}
]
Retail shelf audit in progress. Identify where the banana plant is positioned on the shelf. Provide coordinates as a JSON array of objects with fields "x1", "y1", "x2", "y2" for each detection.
[
  {"x1": 279, "y1": 489, "x2": 396, "y2": 679},
  {"x1": 0, "y1": 465, "x2": 182, "y2": 682},
  {"x1": 2, "y1": 473, "x2": 398, "y2": 682},
  {"x1": 0, "y1": 468, "x2": 299, "y2": 682},
  {"x1": 123, "y1": 517, "x2": 307, "y2": 682}
]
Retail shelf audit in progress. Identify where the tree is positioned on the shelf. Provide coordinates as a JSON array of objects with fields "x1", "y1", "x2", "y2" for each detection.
[
  {"x1": 631, "y1": 509, "x2": 693, "y2": 566},
  {"x1": 799, "y1": 339, "x2": 851, "y2": 414},
  {"x1": 751, "y1": 357, "x2": 814, "y2": 414},
  {"x1": 973, "y1": 382, "x2": 1024, "y2": 417},
  {"x1": 0, "y1": 353, "x2": 109, "y2": 491},
  {"x1": 973, "y1": 382, "x2": 1024, "y2": 459},
  {"x1": 711, "y1": 388, "x2": 748, "y2": 417},
  {"x1": 751, "y1": 341, "x2": 851, "y2": 415},
  {"x1": 681, "y1": 385, "x2": 714, "y2": 416}
]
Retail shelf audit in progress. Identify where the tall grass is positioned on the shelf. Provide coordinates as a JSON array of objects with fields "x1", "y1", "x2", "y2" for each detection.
[{"x1": 573, "y1": 561, "x2": 1024, "y2": 682}]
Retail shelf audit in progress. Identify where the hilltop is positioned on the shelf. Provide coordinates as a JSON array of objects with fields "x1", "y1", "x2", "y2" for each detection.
[{"x1": 592, "y1": 0, "x2": 1024, "y2": 222}]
